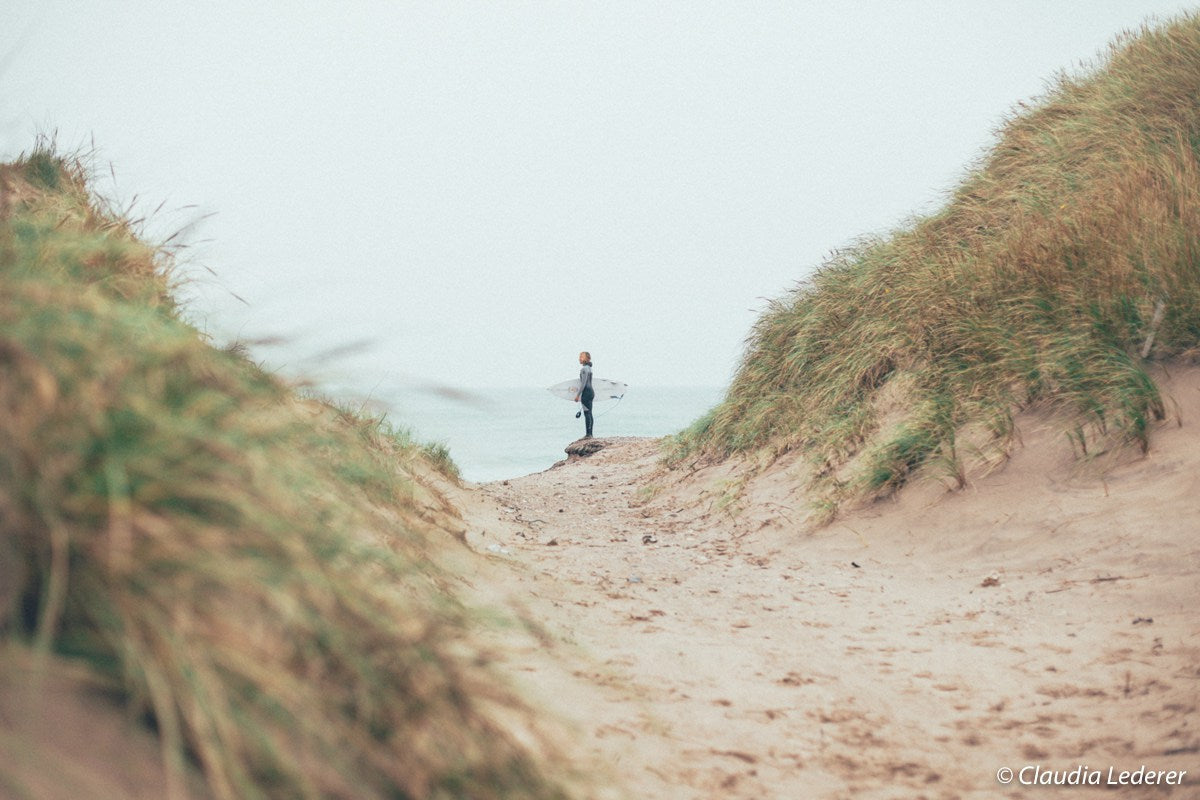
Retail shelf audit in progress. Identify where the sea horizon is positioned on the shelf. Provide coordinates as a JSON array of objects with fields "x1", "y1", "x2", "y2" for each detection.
[{"x1": 384, "y1": 384, "x2": 725, "y2": 483}]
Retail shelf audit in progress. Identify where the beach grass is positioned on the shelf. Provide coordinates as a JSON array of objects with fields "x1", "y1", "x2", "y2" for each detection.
[
  {"x1": 669, "y1": 13, "x2": 1200, "y2": 520},
  {"x1": 0, "y1": 147, "x2": 567, "y2": 799}
]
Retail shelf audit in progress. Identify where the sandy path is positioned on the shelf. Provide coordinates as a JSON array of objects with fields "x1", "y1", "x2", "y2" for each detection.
[{"x1": 447, "y1": 370, "x2": 1200, "y2": 800}]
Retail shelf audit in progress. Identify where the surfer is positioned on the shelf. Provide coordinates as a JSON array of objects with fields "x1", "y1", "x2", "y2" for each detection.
[{"x1": 575, "y1": 351, "x2": 594, "y2": 438}]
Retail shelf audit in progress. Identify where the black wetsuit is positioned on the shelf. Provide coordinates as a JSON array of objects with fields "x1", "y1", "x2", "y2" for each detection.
[{"x1": 579, "y1": 362, "x2": 594, "y2": 438}]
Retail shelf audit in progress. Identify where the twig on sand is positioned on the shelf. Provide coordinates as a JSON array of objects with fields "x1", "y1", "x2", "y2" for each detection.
[
  {"x1": 1045, "y1": 573, "x2": 1149, "y2": 592},
  {"x1": 841, "y1": 525, "x2": 868, "y2": 548},
  {"x1": 1090, "y1": 573, "x2": 1148, "y2": 583}
]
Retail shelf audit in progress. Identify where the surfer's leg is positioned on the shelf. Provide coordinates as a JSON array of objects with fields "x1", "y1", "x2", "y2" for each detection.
[{"x1": 582, "y1": 389, "x2": 594, "y2": 438}]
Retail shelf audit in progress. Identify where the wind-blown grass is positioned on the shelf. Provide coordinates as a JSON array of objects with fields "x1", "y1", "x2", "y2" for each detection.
[
  {"x1": 671, "y1": 14, "x2": 1200, "y2": 520},
  {"x1": 0, "y1": 149, "x2": 566, "y2": 799}
]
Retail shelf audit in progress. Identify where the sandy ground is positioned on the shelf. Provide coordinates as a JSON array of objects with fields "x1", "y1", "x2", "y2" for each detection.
[
  {"x1": 0, "y1": 648, "x2": 211, "y2": 800},
  {"x1": 448, "y1": 366, "x2": 1200, "y2": 800}
]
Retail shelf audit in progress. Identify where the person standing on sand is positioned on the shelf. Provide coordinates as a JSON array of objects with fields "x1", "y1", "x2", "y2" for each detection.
[{"x1": 574, "y1": 351, "x2": 595, "y2": 439}]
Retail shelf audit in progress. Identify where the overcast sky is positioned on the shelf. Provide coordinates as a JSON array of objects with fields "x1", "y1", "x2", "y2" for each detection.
[{"x1": 2, "y1": 2, "x2": 1194, "y2": 394}]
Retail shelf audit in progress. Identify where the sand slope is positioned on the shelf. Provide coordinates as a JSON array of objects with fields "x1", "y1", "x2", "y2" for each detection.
[{"x1": 449, "y1": 366, "x2": 1200, "y2": 799}]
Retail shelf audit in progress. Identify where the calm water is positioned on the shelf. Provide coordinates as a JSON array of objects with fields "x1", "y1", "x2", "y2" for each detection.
[{"x1": 386, "y1": 385, "x2": 725, "y2": 483}]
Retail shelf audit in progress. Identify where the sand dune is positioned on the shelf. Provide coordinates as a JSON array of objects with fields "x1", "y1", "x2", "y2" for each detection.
[{"x1": 446, "y1": 365, "x2": 1200, "y2": 799}]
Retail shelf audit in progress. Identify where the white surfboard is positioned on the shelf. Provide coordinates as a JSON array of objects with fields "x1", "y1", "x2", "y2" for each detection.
[{"x1": 547, "y1": 377, "x2": 628, "y2": 402}]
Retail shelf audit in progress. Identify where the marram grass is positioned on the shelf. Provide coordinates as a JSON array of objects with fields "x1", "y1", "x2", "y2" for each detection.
[
  {"x1": 0, "y1": 150, "x2": 567, "y2": 799},
  {"x1": 671, "y1": 14, "x2": 1200, "y2": 520}
]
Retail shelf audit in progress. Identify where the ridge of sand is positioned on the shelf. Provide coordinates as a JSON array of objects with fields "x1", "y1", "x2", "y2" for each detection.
[{"x1": 447, "y1": 367, "x2": 1200, "y2": 799}]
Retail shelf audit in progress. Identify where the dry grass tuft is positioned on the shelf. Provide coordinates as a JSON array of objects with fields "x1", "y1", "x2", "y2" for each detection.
[
  {"x1": 671, "y1": 14, "x2": 1200, "y2": 520},
  {"x1": 0, "y1": 146, "x2": 568, "y2": 799}
]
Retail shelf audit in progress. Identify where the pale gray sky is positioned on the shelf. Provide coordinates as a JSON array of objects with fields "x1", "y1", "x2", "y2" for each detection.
[{"x1": 3, "y1": 2, "x2": 1193, "y2": 392}]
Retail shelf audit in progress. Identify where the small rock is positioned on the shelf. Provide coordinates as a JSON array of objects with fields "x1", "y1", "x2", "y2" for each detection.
[
  {"x1": 981, "y1": 576, "x2": 1000, "y2": 588},
  {"x1": 642, "y1": 533, "x2": 658, "y2": 544},
  {"x1": 545, "y1": 538, "x2": 559, "y2": 546},
  {"x1": 565, "y1": 438, "x2": 606, "y2": 457}
]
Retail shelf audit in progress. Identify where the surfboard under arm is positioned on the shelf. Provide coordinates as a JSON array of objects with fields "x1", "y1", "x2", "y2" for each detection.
[{"x1": 547, "y1": 378, "x2": 628, "y2": 401}]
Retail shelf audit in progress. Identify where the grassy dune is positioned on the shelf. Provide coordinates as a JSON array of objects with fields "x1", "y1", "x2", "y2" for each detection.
[
  {"x1": 672, "y1": 14, "x2": 1200, "y2": 520},
  {"x1": 0, "y1": 151, "x2": 565, "y2": 799}
]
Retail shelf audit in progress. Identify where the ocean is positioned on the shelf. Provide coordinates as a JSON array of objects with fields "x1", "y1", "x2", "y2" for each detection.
[{"x1": 385, "y1": 385, "x2": 725, "y2": 483}]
